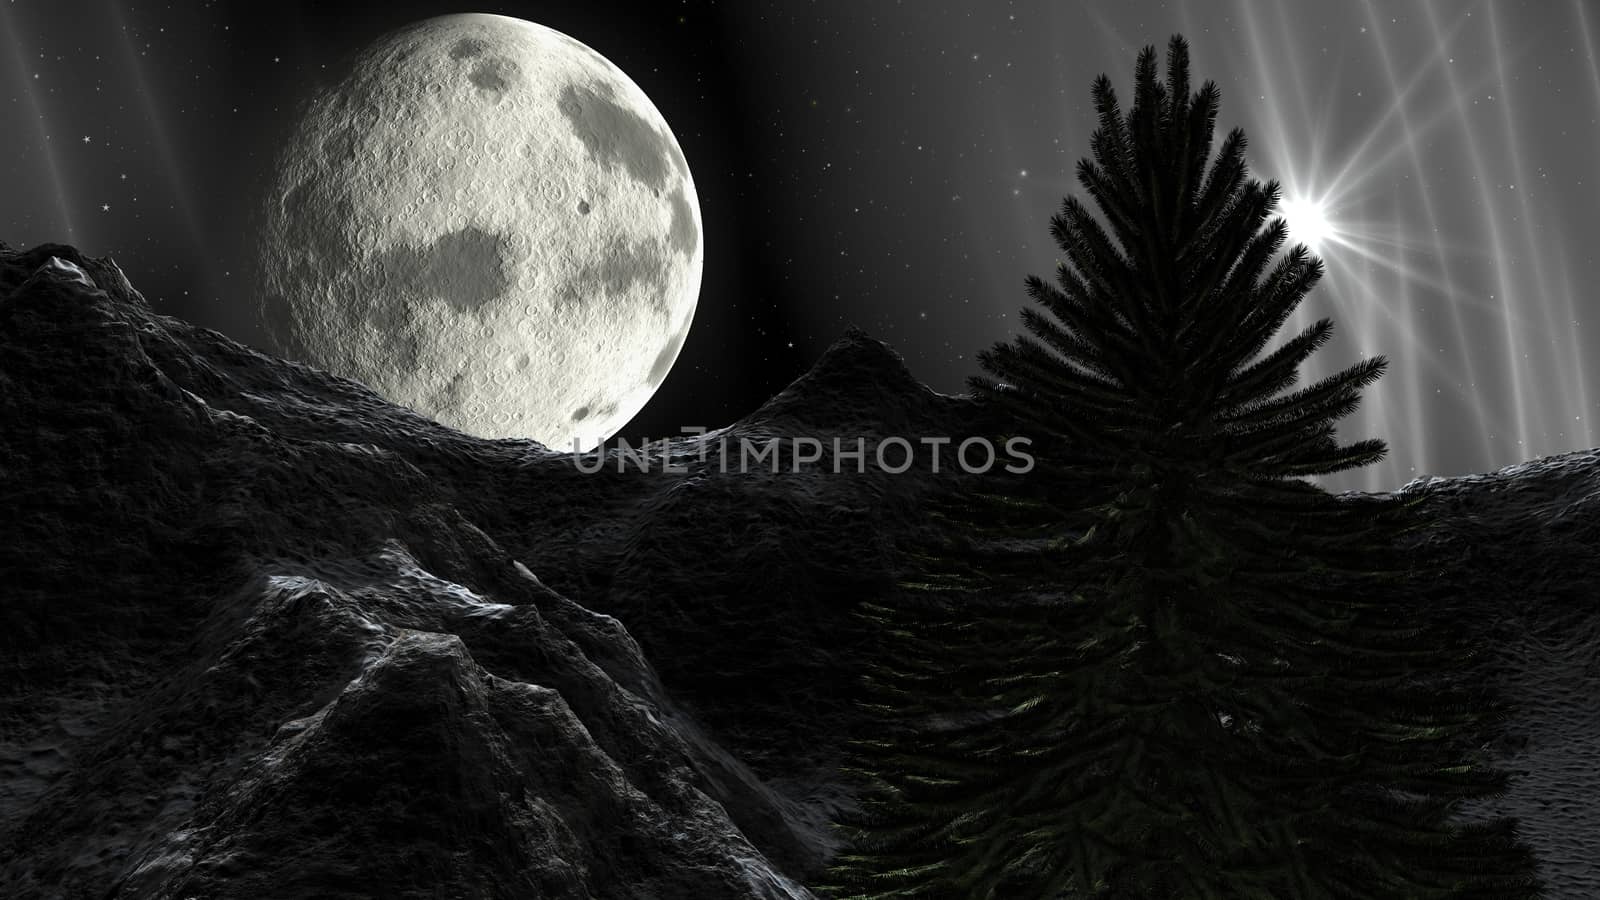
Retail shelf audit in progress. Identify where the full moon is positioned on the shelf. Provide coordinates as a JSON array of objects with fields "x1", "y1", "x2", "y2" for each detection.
[{"x1": 256, "y1": 13, "x2": 702, "y2": 451}]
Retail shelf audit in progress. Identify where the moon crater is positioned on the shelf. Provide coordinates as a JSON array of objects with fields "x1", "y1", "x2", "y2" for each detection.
[{"x1": 257, "y1": 13, "x2": 703, "y2": 451}]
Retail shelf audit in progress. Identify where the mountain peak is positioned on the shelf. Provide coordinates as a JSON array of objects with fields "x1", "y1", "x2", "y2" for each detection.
[{"x1": 741, "y1": 326, "x2": 967, "y2": 434}]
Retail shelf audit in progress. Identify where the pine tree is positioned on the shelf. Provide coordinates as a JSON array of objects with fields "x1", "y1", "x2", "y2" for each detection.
[{"x1": 828, "y1": 36, "x2": 1540, "y2": 899}]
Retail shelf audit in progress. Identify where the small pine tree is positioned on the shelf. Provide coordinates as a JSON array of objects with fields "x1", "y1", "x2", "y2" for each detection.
[{"x1": 828, "y1": 36, "x2": 1540, "y2": 899}]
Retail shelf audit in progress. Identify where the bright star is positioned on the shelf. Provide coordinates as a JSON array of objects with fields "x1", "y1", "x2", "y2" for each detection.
[{"x1": 1279, "y1": 194, "x2": 1337, "y2": 252}]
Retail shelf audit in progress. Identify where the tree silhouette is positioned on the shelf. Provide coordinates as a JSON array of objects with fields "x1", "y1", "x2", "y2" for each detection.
[{"x1": 829, "y1": 35, "x2": 1539, "y2": 899}]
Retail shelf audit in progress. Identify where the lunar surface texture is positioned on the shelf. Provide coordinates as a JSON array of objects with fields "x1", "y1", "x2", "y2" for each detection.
[{"x1": 257, "y1": 13, "x2": 703, "y2": 451}]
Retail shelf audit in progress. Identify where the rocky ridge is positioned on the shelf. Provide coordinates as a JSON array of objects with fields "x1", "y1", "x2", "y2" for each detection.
[{"x1": 2, "y1": 242, "x2": 1598, "y2": 897}]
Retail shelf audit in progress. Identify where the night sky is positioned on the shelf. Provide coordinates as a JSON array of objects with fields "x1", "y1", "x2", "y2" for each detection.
[{"x1": 3, "y1": 0, "x2": 1596, "y2": 492}]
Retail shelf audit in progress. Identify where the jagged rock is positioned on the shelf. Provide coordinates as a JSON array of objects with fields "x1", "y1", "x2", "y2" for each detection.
[
  {"x1": 1395, "y1": 456, "x2": 1600, "y2": 899},
  {"x1": 2, "y1": 241, "x2": 1598, "y2": 897},
  {"x1": 0, "y1": 243, "x2": 814, "y2": 899}
]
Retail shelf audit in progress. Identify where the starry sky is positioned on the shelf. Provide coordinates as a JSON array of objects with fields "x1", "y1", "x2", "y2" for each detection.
[{"x1": 3, "y1": 0, "x2": 1597, "y2": 492}]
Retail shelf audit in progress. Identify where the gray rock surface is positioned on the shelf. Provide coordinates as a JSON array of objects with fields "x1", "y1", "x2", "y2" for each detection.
[
  {"x1": 0, "y1": 243, "x2": 827, "y2": 899},
  {"x1": 1397, "y1": 457, "x2": 1600, "y2": 899},
  {"x1": 2, "y1": 241, "x2": 1597, "y2": 897}
]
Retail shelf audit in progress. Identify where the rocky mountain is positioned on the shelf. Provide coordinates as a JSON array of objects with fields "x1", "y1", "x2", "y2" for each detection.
[
  {"x1": 1397, "y1": 454, "x2": 1600, "y2": 898},
  {"x1": 1, "y1": 241, "x2": 1597, "y2": 897}
]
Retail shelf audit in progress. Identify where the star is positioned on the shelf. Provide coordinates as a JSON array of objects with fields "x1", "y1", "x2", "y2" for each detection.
[
  {"x1": 81, "y1": 135, "x2": 90, "y2": 144},
  {"x1": 100, "y1": 203, "x2": 110, "y2": 212}
]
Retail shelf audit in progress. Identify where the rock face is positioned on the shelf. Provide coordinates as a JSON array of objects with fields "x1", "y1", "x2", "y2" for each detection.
[
  {"x1": 1397, "y1": 458, "x2": 1600, "y2": 899},
  {"x1": 2, "y1": 241, "x2": 1598, "y2": 897},
  {"x1": 0, "y1": 243, "x2": 828, "y2": 899}
]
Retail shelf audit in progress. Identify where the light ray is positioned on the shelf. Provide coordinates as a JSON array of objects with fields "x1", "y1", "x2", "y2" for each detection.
[
  {"x1": 1036, "y1": 2, "x2": 1585, "y2": 489},
  {"x1": 1360, "y1": 0, "x2": 1483, "y2": 483},
  {"x1": 1562, "y1": 0, "x2": 1600, "y2": 452},
  {"x1": 1310, "y1": 10, "x2": 1484, "y2": 200},
  {"x1": 1476, "y1": 1, "x2": 1534, "y2": 465},
  {"x1": 106, "y1": 0, "x2": 205, "y2": 256},
  {"x1": 1489, "y1": 1, "x2": 1573, "y2": 466},
  {"x1": 0, "y1": 3, "x2": 78, "y2": 243}
]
